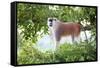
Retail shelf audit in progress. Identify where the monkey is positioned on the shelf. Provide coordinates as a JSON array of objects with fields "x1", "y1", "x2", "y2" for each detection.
[{"x1": 47, "y1": 17, "x2": 81, "y2": 49}]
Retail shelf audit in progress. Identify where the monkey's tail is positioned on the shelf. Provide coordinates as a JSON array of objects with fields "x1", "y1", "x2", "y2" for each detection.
[{"x1": 78, "y1": 22, "x2": 88, "y2": 43}]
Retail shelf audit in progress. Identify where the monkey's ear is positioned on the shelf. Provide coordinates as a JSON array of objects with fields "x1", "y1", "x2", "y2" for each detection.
[
  {"x1": 53, "y1": 18, "x2": 57, "y2": 21},
  {"x1": 54, "y1": 19, "x2": 56, "y2": 21}
]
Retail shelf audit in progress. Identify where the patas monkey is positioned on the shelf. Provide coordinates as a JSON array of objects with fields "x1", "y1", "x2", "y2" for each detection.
[{"x1": 47, "y1": 17, "x2": 80, "y2": 49}]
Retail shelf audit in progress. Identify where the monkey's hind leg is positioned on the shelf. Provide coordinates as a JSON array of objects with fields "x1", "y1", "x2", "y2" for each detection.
[{"x1": 72, "y1": 35, "x2": 75, "y2": 43}]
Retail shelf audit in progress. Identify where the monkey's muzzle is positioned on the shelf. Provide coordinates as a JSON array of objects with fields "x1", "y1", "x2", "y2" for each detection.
[
  {"x1": 48, "y1": 19, "x2": 53, "y2": 27},
  {"x1": 49, "y1": 23, "x2": 52, "y2": 27}
]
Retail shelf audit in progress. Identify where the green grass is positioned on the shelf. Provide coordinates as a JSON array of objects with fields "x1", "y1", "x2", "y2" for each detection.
[{"x1": 17, "y1": 42, "x2": 96, "y2": 65}]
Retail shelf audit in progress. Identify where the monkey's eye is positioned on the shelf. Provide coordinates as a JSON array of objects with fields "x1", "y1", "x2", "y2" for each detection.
[{"x1": 49, "y1": 19, "x2": 53, "y2": 22}]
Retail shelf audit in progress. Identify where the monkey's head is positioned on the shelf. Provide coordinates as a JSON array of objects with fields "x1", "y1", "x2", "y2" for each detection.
[{"x1": 47, "y1": 17, "x2": 58, "y2": 27}]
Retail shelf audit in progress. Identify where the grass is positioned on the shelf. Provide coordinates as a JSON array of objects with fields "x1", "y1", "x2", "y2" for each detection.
[{"x1": 17, "y1": 41, "x2": 97, "y2": 65}]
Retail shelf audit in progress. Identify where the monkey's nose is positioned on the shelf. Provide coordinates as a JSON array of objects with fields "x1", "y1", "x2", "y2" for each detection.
[{"x1": 49, "y1": 24, "x2": 52, "y2": 27}]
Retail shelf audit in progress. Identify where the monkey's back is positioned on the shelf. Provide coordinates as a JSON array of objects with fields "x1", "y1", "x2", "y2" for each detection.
[{"x1": 56, "y1": 23, "x2": 80, "y2": 37}]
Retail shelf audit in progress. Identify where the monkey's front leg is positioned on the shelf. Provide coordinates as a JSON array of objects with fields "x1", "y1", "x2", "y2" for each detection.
[
  {"x1": 49, "y1": 29, "x2": 53, "y2": 40},
  {"x1": 54, "y1": 38, "x2": 59, "y2": 50},
  {"x1": 54, "y1": 32, "x2": 60, "y2": 50}
]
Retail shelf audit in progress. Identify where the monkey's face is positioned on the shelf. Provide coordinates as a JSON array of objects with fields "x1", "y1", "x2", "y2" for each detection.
[{"x1": 47, "y1": 18, "x2": 57, "y2": 27}]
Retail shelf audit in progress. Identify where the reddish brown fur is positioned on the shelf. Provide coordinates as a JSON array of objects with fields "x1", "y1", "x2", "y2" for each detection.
[
  {"x1": 59, "y1": 23, "x2": 80, "y2": 36},
  {"x1": 55, "y1": 22, "x2": 80, "y2": 41}
]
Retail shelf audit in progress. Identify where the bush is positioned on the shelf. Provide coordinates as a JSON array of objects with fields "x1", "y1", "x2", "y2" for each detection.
[{"x1": 17, "y1": 41, "x2": 96, "y2": 65}]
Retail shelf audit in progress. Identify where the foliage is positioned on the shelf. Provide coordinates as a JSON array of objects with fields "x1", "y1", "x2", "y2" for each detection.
[
  {"x1": 17, "y1": 4, "x2": 49, "y2": 43},
  {"x1": 17, "y1": 42, "x2": 96, "y2": 65},
  {"x1": 17, "y1": 3, "x2": 97, "y2": 65},
  {"x1": 17, "y1": 3, "x2": 97, "y2": 43}
]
